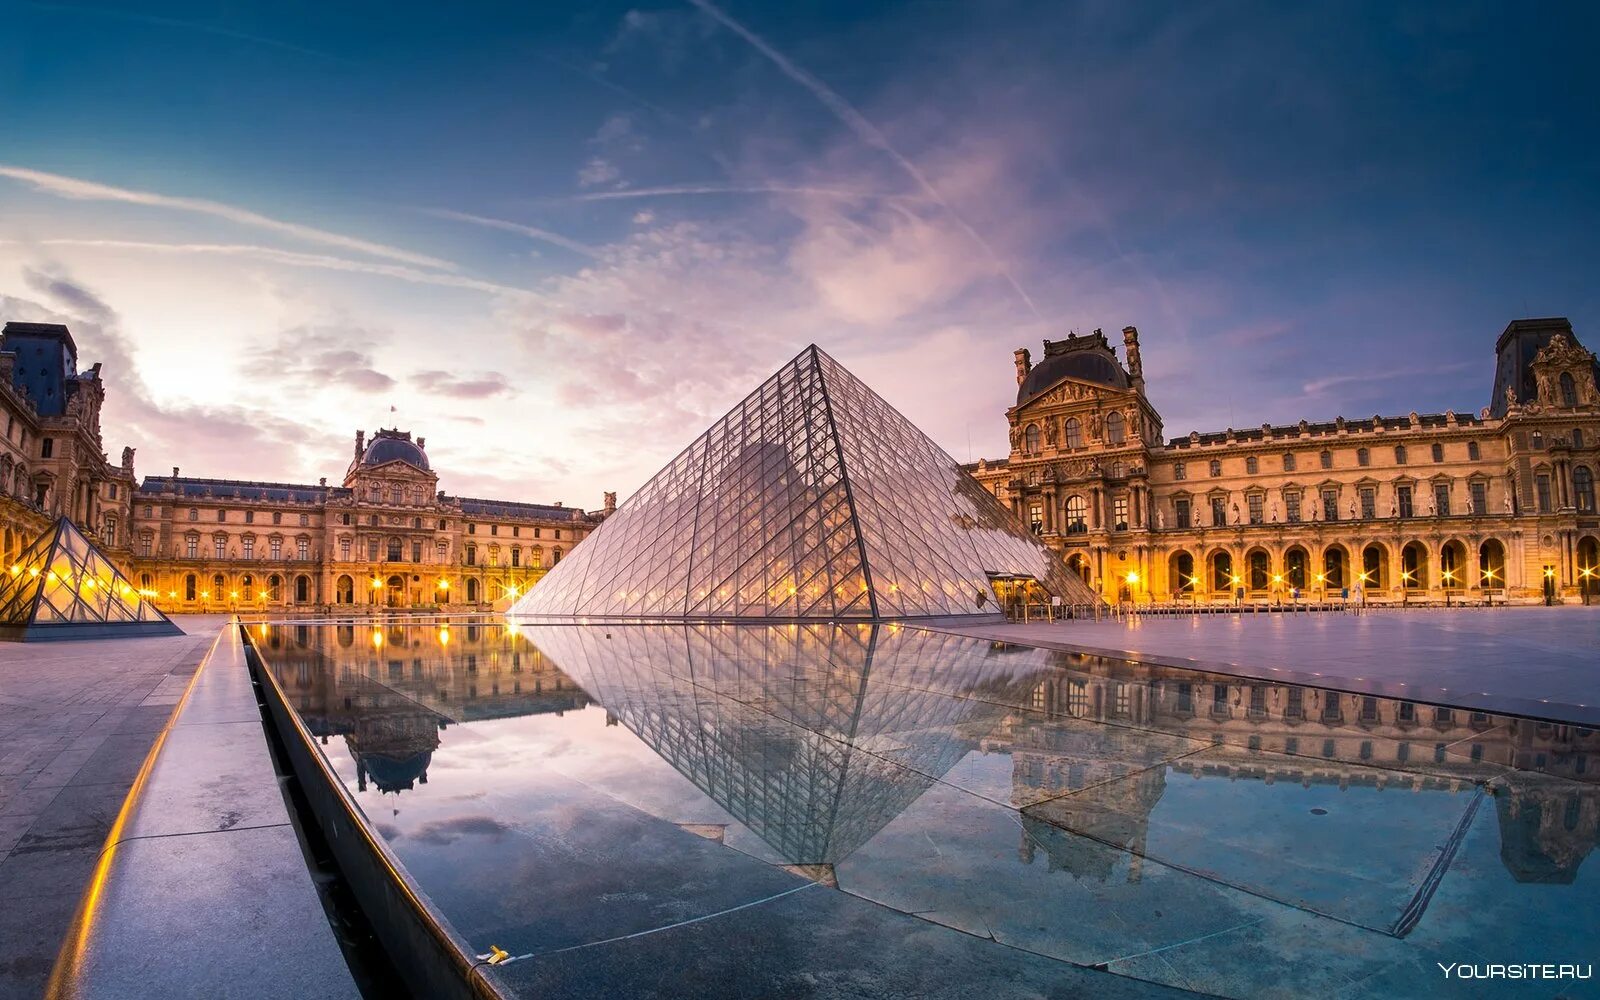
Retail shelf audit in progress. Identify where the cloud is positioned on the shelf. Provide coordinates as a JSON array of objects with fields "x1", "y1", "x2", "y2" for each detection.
[
  {"x1": 686, "y1": 0, "x2": 1040, "y2": 319},
  {"x1": 0, "y1": 165, "x2": 455, "y2": 270},
  {"x1": 14, "y1": 267, "x2": 332, "y2": 479},
  {"x1": 558, "y1": 183, "x2": 926, "y2": 205},
  {"x1": 421, "y1": 210, "x2": 599, "y2": 259},
  {"x1": 1302, "y1": 362, "x2": 1474, "y2": 396},
  {"x1": 408, "y1": 815, "x2": 514, "y2": 847},
  {"x1": 411, "y1": 370, "x2": 513, "y2": 399},
  {"x1": 632, "y1": 210, "x2": 655, "y2": 225},
  {"x1": 249, "y1": 327, "x2": 397, "y2": 394},
  {"x1": 578, "y1": 157, "x2": 621, "y2": 188},
  {"x1": 33, "y1": 239, "x2": 531, "y2": 296}
]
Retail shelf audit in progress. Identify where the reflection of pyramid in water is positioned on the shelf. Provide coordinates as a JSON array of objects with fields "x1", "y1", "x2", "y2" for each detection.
[
  {"x1": 0, "y1": 517, "x2": 181, "y2": 641},
  {"x1": 527, "y1": 623, "x2": 1053, "y2": 864},
  {"x1": 513, "y1": 345, "x2": 1094, "y2": 620}
]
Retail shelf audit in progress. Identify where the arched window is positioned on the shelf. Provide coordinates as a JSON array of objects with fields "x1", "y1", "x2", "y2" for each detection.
[
  {"x1": 1105, "y1": 411, "x2": 1125, "y2": 445},
  {"x1": 295, "y1": 575, "x2": 311, "y2": 603},
  {"x1": 211, "y1": 573, "x2": 225, "y2": 598},
  {"x1": 1394, "y1": 445, "x2": 1407, "y2": 465},
  {"x1": 1064, "y1": 495, "x2": 1087, "y2": 532},
  {"x1": 1023, "y1": 424, "x2": 1041, "y2": 455},
  {"x1": 267, "y1": 575, "x2": 281, "y2": 602},
  {"x1": 1560, "y1": 372, "x2": 1578, "y2": 407},
  {"x1": 184, "y1": 574, "x2": 197, "y2": 601},
  {"x1": 1063, "y1": 417, "x2": 1082, "y2": 449},
  {"x1": 335, "y1": 574, "x2": 354, "y2": 603},
  {"x1": 1576, "y1": 466, "x2": 1595, "y2": 514},
  {"x1": 466, "y1": 578, "x2": 479, "y2": 603},
  {"x1": 1248, "y1": 550, "x2": 1270, "y2": 590},
  {"x1": 241, "y1": 575, "x2": 254, "y2": 601}
]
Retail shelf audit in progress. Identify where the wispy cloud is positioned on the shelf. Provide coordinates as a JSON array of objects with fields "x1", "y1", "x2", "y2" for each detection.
[
  {"x1": 25, "y1": 1, "x2": 343, "y2": 60},
  {"x1": 249, "y1": 327, "x2": 397, "y2": 395},
  {"x1": 558, "y1": 183, "x2": 927, "y2": 204},
  {"x1": 1302, "y1": 362, "x2": 1474, "y2": 396},
  {"x1": 0, "y1": 165, "x2": 454, "y2": 270},
  {"x1": 421, "y1": 209, "x2": 599, "y2": 258},
  {"x1": 687, "y1": 0, "x2": 1041, "y2": 319},
  {"x1": 33, "y1": 239, "x2": 531, "y2": 296},
  {"x1": 411, "y1": 370, "x2": 513, "y2": 399}
]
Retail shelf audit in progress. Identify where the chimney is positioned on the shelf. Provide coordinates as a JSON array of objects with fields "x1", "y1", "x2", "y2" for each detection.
[
  {"x1": 1122, "y1": 326, "x2": 1144, "y2": 390},
  {"x1": 1013, "y1": 348, "x2": 1032, "y2": 385},
  {"x1": 355, "y1": 429, "x2": 365, "y2": 459}
]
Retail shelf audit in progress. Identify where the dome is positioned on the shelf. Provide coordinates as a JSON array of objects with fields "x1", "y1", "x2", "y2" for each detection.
[
  {"x1": 1017, "y1": 332, "x2": 1129, "y2": 405},
  {"x1": 362, "y1": 432, "x2": 431, "y2": 471}
]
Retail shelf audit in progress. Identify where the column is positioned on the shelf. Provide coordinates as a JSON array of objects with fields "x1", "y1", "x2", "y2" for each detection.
[{"x1": 1091, "y1": 487, "x2": 1102, "y2": 530}]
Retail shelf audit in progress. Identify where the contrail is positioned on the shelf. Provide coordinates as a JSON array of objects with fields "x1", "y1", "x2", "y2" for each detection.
[
  {"x1": 556, "y1": 183, "x2": 928, "y2": 204},
  {"x1": 422, "y1": 208, "x2": 601, "y2": 258},
  {"x1": 36, "y1": 239, "x2": 533, "y2": 297},
  {"x1": 0, "y1": 165, "x2": 456, "y2": 271},
  {"x1": 687, "y1": 0, "x2": 1042, "y2": 320},
  {"x1": 25, "y1": 2, "x2": 344, "y2": 61}
]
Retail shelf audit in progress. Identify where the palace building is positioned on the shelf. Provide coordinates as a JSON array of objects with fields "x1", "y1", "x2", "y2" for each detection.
[
  {"x1": 0, "y1": 321, "x2": 610, "y2": 613},
  {"x1": 967, "y1": 318, "x2": 1600, "y2": 603}
]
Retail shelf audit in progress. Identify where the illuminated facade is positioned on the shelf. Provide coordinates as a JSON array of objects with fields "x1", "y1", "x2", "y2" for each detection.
[
  {"x1": 968, "y1": 318, "x2": 1600, "y2": 603},
  {"x1": 0, "y1": 321, "x2": 611, "y2": 613}
]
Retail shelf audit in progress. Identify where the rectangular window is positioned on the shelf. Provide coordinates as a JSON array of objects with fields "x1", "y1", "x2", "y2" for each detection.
[
  {"x1": 104, "y1": 521, "x2": 116, "y2": 545},
  {"x1": 41, "y1": 438, "x2": 54, "y2": 458},
  {"x1": 1113, "y1": 496, "x2": 1129, "y2": 530},
  {"x1": 340, "y1": 538, "x2": 351, "y2": 561},
  {"x1": 1470, "y1": 481, "x2": 1487, "y2": 515},
  {"x1": 1398, "y1": 485, "x2": 1413, "y2": 518},
  {"x1": 269, "y1": 537, "x2": 282, "y2": 559},
  {"x1": 1536, "y1": 475, "x2": 1551, "y2": 513},
  {"x1": 244, "y1": 510, "x2": 254, "y2": 524},
  {"x1": 1029, "y1": 502, "x2": 1043, "y2": 534},
  {"x1": 511, "y1": 548, "x2": 521, "y2": 567},
  {"x1": 1285, "y1": 493, "x2": 1301, "y2": 522},
  {"x1": 214, "y1": 538, "x2": 226, "y2": 559},
  {"x1": 1432, "y1": 443, "x2": 1444, "y2": 462},
  {"x1": 1210, "y1": 496, "x2": 1226, "y2": 526},
  {"x1": 186, "y1": 537, "x2": 198, "y2": 558},
  {"x1": 490, "y1": 524, "x2": 499, "y2": 536},
  {"x1": 534, "y1": 527, "x2": 542, "y2": 538},
  {"x1": 1173, "y1": 462, "x2": 1186, "y2": 481},
  {"x1": 300, "y1": 513, "x2": 309, "y2": 526},
  {"x1": 298, "y1": 539, "x2": 310, "y2": 560},
  {"x1": 109, "y1": 484, "x2": 118, "y2": 499},
  {"x1": 512, "y1": 525, "x2": 521, "y2": 537},
  {"x1": 144, "y1": 505, "x2": 153, "y2": 517},
  {"x1": 1468, "y1": 441, "x2": 1480, "y2": 460},
  {"x1": 140, "y1": 533, "x2": 152, "y2": 557},
  {"x1": 1284, "y1": 453, "x2": 1297, "y2": 472},
  {"x1": 1360, "y1": 487, "x2": 1376, "y2": 520},
  {"x1": 468, "y1": 523, "x2": 476, "y2": 534},
  {"x1": 242, "y1": 537, "x2": 255, "y2": 559},
  {"x1": 1434, "y1": 483, "x2": 1450, "y2": 516},
  {"x1": 1321, "y1": 489, "x2": 1339, "y2": 522},
  {"x1": 412, "y1": 541, "x2": 423, "y2": 562},
  {"x1": 1175, "y1": 498, "x2": 1191, "y2": 529},
  {"x1": 217, "y1": 509, "x2": 226, "y2": 522},
  {"x1": 272, "y1": 511, "x2": 282, "y2": 525},
  {"x1": 368, "y1": 539, "x2": 380, "y2": 560},
  {"x1": 1247, "y1": 494, "x2": 1263, "y2": 524}
]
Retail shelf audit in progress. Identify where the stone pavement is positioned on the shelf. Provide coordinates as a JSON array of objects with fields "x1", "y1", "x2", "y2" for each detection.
[
  {"x1": 938, "y1": 605, "x2": 1600, "y2": 726},
  {"x1": 0, "y1": 615, "x2": 226, "y2": 1000}
]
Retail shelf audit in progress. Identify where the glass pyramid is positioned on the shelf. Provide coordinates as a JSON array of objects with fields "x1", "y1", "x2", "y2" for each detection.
[
  {"x1": 0, "y1": 517, "x2": 182, "y2": 641},
  {"x1": 512, "y1": 345, "x2": 1096, "y2": 620}
]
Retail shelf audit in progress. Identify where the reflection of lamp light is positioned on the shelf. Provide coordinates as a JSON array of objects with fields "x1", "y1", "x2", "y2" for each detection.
[{"x1": 371, "y1": 629, "x2": 383, "y2": 648}]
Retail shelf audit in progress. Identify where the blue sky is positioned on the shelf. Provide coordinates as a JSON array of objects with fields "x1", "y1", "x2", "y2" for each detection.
[{"x1": 2, "y1": 0, "x2": 1597, "y2": 505}]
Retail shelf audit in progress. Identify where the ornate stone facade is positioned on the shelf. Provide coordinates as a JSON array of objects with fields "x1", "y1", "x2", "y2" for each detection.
[
  {"x1": 0, "y1": 321, "x2": 610, "y2": 613},
  {"x1": 968, "y1": 318, "x2": 1600, "y2": 603}
]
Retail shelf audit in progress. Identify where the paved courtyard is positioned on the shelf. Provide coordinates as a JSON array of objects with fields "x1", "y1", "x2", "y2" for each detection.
[
  {"x1": 943, "y1": 606, "x2": 1600, "y2": 726},
  {"x1": 0, "y1": 615, "x2": 226, "y2": 1000}
]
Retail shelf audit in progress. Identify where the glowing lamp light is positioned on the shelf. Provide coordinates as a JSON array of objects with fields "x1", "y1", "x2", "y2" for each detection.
[
  {"x1": 437, "y1": 579, "x2": 450, "y2": 590},
  {"x1": 201, "y1": 590, "x2": 210, "y2": 599},
  {"x1": 1272, "y1": 574, "x2": 1283, "y2": 584},
  {"x1": 29, "y1": 567, "x2": 39, "y2": 578},
  {"x1": 371, "y1": 577, "x2": 384, "y2": 589},
  {"x1": 1126, "y1": 571, "x2": 1140, "y2": 585},
  {"x1": 167, "y1": 591, "x2": 177, "y2": 598},
  {"x1": 1544, "y1": 567, "x2": 1556, "y2": 578},
  {"x1": 1315, "y1": 573, "x2": 1325, "y2": 582}
]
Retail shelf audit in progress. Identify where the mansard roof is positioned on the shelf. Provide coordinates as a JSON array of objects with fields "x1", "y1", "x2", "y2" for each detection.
[
  {"x1": 1016, "y1": 330, "x2": 1131, "y2": 407},
  {"x1": 137, "y1": 476, "x2": 345, "y2": 503}
]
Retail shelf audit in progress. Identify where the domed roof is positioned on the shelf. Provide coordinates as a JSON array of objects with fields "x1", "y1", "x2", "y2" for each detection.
[
  {"x1": 1017, "y1": 331, "x2": 1129, "y2": 405},
  {"x1": 363, "y1": 430, "x2": 430, "y2": 471}
]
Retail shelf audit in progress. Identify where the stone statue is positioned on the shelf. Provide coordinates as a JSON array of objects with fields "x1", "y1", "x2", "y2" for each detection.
[
  {"x1": 1427, "y1": 495, "x2": 1437, "y2": 516},
  {"x1": 1504, "y1": 492, "x2": 1514, "y2": 514},
  {"x1": 1126, "y1": 408, "x2": 1141, "y2": 439},
  {"x1": 1389, "y1": 498, "x2": 1398, "y2": 518},
  {"x1": 1009, "y1": 425, "x2": 1022, "y2": 450},
  {"x1": 1045, "y1": 418, "x2": 1058, "y2": 446},
  {"x1": 1090, "y1": 413, "x2": 1103, "y2": 440},
  {"x1": 1157, "y1": 510, "x2": 1166, "y2": 530},
  {"x1": 1505, "y1": 385, "x2": 1518, "y2": 409},
  {"x1": 1270, "y1": 501, "x2": 1280, "y2": 523},
  {"x1": 1230, "y1": 502, "x2": 1240, "y2": 525},
  {"x1": 1349, "y1": 499, "x2": 1357, "y2": 520}
]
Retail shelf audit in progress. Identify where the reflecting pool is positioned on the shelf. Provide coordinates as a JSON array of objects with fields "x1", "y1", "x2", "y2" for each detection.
[{"x1": 252, "y1": 620, "x2": 1600, "y2": 998}]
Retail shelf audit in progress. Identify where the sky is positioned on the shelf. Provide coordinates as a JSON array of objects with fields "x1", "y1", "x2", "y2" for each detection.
[{"x1": 2, "y1": 1, "x2": 1598, "y2": 509}]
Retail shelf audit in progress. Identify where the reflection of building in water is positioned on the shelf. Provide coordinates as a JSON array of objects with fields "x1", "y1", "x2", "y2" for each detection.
[
  {"x1": 256, "y1": 621, "x2": 593, "y2": 794},
  {"x1": 526, "y1": 623, "x2": 1054, "y2": 866},
  {"x1": 997, "y1": 650, "x2": 1599, "y2": 883}
]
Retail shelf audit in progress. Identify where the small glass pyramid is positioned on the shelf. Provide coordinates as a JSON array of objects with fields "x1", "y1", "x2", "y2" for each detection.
[
  {"x1": 512, "y1": 345, "x2": 1096, "y2": 620},
  {"x1": 0, "y1": 517, "x2": 182, "y2": 641}
]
